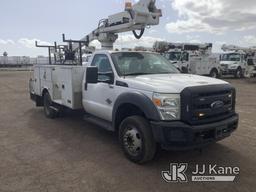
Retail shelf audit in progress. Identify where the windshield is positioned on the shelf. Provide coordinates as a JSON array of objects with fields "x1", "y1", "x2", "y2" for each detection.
[
  {"x1": 111, "y1": 52, "x2": 179, "y2": 76},
  {"x1": 221, "y1": 53, "x2": 241, "y2": 62},
  {"x1": 164, "y1": 52, "x2": 182, "y2": 61}
]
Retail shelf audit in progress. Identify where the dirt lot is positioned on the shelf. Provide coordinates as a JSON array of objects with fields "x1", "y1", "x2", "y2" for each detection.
[{"x1": 0, "y1": 71, "x2": 255, "y2": 192}]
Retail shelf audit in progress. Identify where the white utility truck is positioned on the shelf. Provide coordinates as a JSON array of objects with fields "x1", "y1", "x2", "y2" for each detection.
[
  {"x1": 29, "y1": 0, "x2": 238, "y2": 163},
  {"x1": 153, "y1": 41, "x2": 221, "y2": 78},
  {"x1": 221, "y1": 44, "x2": 256, "y2": 78}
]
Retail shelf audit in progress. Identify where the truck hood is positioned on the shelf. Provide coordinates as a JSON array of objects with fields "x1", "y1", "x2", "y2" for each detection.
[
  {"x1": 220, "y1": 61, "x2": 240, "y2": 69},
  {"x1": 220, "y1": 61, "x2": 238, "y2": 65},
  {"x1": 123, "y1": 74, "x2": 229, "y2": 93}
]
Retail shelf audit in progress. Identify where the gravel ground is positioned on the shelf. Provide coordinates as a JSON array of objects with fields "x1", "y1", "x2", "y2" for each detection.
[{"x1": 0, "y1": 71, "x2": 255, "y2": 192}]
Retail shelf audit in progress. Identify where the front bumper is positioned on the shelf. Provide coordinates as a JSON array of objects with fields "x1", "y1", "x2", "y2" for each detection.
[
  {"x1": 151, "y1": 114, "x2": 239, "y2": 150},
  {"x1": 221, "y1": 69, "x2": 237, "y2": 75}
]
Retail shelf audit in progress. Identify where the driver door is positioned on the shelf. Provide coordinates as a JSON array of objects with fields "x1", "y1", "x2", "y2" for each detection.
[{"x1": 83, "y1": 54, "x2": 115, "y2": 121}]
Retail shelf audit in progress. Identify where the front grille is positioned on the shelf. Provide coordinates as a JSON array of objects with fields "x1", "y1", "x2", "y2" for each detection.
[
  {"x1": 181, "y1": 84, "x2": 236, "y2": 125},
  {"x1": 221, "y1": 64, "x2": 228, "y2": 71}
]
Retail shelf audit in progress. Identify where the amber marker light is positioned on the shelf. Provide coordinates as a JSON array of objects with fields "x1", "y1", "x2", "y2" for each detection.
[
  {"x1": 125, "y1": 1, "x2": 132, "y2": 10},
  {"x1": 153, "y1": 98, "x2": 162, "y2": 107}
]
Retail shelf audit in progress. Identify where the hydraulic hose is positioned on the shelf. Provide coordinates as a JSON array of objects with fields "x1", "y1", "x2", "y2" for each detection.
[
  {"x1": 128, "y1": 9, "x2": 145, "y2": 39},
  {"x1": 132, "y1": 28, "x2": 145, "y2": 39}
]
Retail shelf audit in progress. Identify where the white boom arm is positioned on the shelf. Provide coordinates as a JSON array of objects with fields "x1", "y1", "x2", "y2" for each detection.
[
  {"x1": 153, "y1": 41, "x2": 212, "y2": 54},
  {"x1": 73, "y1": 0, "x2": 162, "y2": 50},
  {"x1": 222, "y1": 44, "x2": 256, "y2": 53}
]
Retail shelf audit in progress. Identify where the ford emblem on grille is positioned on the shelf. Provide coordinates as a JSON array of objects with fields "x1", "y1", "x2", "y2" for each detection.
[{"x1": 211, "y1": 100, "x2": 224, "y2": 109}]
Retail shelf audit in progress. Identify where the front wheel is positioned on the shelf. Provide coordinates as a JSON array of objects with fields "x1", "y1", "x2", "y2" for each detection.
[
  {"x1": 119, "y1": 116, "x2": 157, "y2": 164},
  {"x1": 234, "y1": 68, "x2": 243, "y2": 78}
]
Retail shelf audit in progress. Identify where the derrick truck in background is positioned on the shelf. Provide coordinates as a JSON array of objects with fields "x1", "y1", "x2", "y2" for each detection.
[
  {"x1": 29, "y1": 0, "x2": 239, "y2": 163},
  {"x1": 153, "y1": 41, "x2": 221, "y2": 78},
  {"x1": 221, "y1": 44, "x2": 256, "y2": 78}
]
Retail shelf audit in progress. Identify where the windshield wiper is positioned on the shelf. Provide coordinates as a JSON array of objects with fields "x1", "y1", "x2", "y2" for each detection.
[
  {"x1": 124, "y1": 72, "x2": 174, "y2": 76},
  {"x1": 157, "y1": 72, "x2": 175, "y2": 74}
]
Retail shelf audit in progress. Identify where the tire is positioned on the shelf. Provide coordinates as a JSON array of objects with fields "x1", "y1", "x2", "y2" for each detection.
[
  {"x1": 210, "y1": 69, "x2": 218, "y2": 78},
  {"x1": 119, "y1": 116, "x2": 157, "y2": 164},
  {"x1": 43, "y1": 92, "x2": 58, "y2": 119},
  {"x1": 234, "y1": 68, "x2": 243, "y2": 78}
]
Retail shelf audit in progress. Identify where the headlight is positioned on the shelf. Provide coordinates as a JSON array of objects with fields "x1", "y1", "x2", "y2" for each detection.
[
  {"x1": 152, "y1": 93, "x2": 180, "y2": 120},
  {"x1": 229, "y1": 64, "x2": 238, "y2": 69}
]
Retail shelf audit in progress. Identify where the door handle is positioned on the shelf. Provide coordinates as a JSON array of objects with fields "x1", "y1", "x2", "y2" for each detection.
[{"x1": 109, "y1": 85, "x2": 114, "y2": 89}]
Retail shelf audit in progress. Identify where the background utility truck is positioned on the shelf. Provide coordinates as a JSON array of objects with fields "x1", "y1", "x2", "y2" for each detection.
[
  {"x1": 153, "y1": 41, "x2": 221, "y2": 78},
  {"x1": 29, "y1": 0, "x2": 238, "y2": 163},
  {"x1": 221, "y1": 44, "x2": 256, "y2": 78}
]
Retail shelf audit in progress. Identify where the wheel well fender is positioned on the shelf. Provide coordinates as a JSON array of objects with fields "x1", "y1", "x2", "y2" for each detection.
[
  {"x1": 112, "y1": 92, "x2": 161, "y2": 130},
  {"x1": 211, "y1": 67, "x2": 218, "y2": 72},
  {"x1": 237, "y1": 66, "x2": 242, "y2": 70},
  {"x1": 42, "y1": 88, "x2": 49, "y2": 97}
]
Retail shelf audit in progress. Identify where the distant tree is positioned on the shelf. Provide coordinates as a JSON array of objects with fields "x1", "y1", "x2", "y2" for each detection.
[{"x1": 3, "y1": 51, "x2": 8, "y2": 57}]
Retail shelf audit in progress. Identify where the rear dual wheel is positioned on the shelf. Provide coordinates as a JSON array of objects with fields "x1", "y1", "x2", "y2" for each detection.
[
  {"x1": 210, "y1": 69, "x2": 219, "y2": 78},
  {"x1": 43, "y1": 92, "x2": 59, "y2": 119}
]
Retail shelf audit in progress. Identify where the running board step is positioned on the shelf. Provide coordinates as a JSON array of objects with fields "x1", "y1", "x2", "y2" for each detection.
[{"x1": 83, "y1": 115, "x2": 113, "y2": 131}]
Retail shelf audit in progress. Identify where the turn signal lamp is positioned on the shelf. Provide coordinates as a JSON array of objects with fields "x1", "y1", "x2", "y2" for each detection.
[{"x1": 153, "y1": 98, "x2": 161, "y2": 107}]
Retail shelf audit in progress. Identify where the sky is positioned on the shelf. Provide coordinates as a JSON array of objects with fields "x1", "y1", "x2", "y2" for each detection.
[{"x1": 0, "y1": 0, "x2": 256, "y2": 56}]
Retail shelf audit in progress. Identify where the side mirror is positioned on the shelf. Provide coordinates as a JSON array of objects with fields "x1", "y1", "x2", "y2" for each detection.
[
  {"x1": 86, "y1": 66, "x2": 98, "y2": 84},
  {"x1": 248, "y1": 59, "x2": 254, "y2": 66}
]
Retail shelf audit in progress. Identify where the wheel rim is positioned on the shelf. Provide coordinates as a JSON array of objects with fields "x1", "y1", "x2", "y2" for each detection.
[
  {"x1": 237, "y1": 70, "x2": 241, "y2": 78},
  {"x1": 212, "y1": 71, "x2": 217, "y2": 78},
  {"x1": 123, "y1": 126, "x2": 142, "y2": 156}
]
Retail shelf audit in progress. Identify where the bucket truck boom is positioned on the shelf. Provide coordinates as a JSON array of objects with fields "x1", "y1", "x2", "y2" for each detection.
[
  {"x1": 222, "y1": 44, "x2": 256, "y2": 53},
  {"x1": 72, "y1": 0, "x2": 162, "y2": 51},
  {"x1": 153, "y1": 41, "x2": 220, "y2": 77},
  {"x1": 153, "y1": 41, "x2": 213, "y2": 55},
  {"x1": 35, "y1": 0, "x2": 161, "y2": 65}
]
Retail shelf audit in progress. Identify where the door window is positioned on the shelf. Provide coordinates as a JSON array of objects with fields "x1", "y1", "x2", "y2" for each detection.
[{"x1": 91, "y1": 54, "x2": 113, "y2": 83}]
